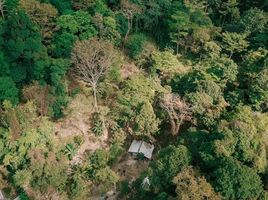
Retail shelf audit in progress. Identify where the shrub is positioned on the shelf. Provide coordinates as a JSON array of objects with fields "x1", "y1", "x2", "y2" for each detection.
[
  {"x1": 125, "y1": 33, "x2": 149, "y2": 59},
  {"x1": 91, "y1": 112, "x2": 104, "y2": 136}
]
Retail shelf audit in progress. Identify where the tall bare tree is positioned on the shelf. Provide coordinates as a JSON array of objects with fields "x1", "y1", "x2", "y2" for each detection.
[
  {"x1": 120, "y1": 0, "x2": 142, "y2": 40},
  {"x1": 71, "y1": 38, "x2": 116, "y2": 111},
  {"x1": 0, "y1": 0, "x2": 5, "y2": 18},
  {"x1": 160, "y1": 93, "x2": 191, "y2": 135}
]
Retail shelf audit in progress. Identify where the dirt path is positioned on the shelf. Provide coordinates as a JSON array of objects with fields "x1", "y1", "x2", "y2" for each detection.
[{"x1": 54, "y1": 93, "x2": 108, "y2": 164}]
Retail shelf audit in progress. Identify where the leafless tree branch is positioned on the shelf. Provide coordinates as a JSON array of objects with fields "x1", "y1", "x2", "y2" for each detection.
[
  {"x1": 71, "y1": 38, "x2": 116, "y2": 111},
  {"x1": 160, "y1": 93, "x2": 192, "y2": 135}
]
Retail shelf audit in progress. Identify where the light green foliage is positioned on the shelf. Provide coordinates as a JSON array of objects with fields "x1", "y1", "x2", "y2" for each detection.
[
  {"x1": 196, "y1": 106, "x2": 268, "y2": 175},
  {"x1": 173, "y1": 166, "x2": 222, "y2": 200},
  {"x1": 57, "y1": 10, "x2": 97, "y2": 40},
  {"x1": 168, "y1": 1, "x2": 212, "y2": 53},
  {"x1": 13, "y1": 169, "x2": 32, "y2": 187},
  {"x1": 120, "y1": 75, "x2": 163, "y2": 104},
  {"x1": 134, "y1": 101, "x2": 160, "y2": 137},
  {"x1": 203, "y1": 55, "x2": 238, "y2": 87},
  {"x1": 51, "y1": 10, "x2": 97, "y2": 57},
  {"x1": 191, "y1": 27, "x2": 212, "y2": 53},
  {"x1": 109, "y1": 128, "x2": 126, "y2": 164},
  {"x1": 91, "y1": 110, "x2": 107, "y2": 136},
  {"x1": 151, "y1": 50, "x2": 187, "y2": 78},
  {"x1": 186, "y1": 91, "x2": 227, "y2": 127},
  {"x1": 88, "y1": 0, "x2": 111, "y2": 15},
  {"x1": 64, "y1": 143, "x2": 77, "y2": 160},
  {"x1": 92, "y1": 120, "x2": 103, "y2": 136},
  {"x1": 94, "y1": 167, "x2": 119, "y2": 192},
  {"x1": 221, "y1": 32, "x2": 249, "y2": 57},
  {"x1": 28, "y1": 151, "x2": 68, "y2": 191},
  {"x1": 217, "y1": 106, "x2": 268, "y2": 172},
  {"x1": 116, "y1": 75, "x2": 164, "y2": 137},
  {"x1": 239, "y1": 8, "x2": 268, "y2": 34},
  {"x1": 196, "y1": 80, "x2": 222, "y2": 101},
  {"x1": 102, "y1": 16, "x2": 121, "y2": 43},
  {"x1": 88, "y1": 149, "x2": 119, "y2": 192},
  {"x1": 0, "y1": 0, "x2": 267, "y2": 199},
  {"x1": 204, "y1": 41, "x2": 222, "y2": 56},
  {"x1": 69, "y1": 172, "x2": 92, "y2": 200},
  {"x1": 249, "y1": 68, "x2": 268, "y2": 109},
  {"x1": 0, "y1": 101, "x2": 69, "y2": 196},
  {"x1": 67, "y1": 164, "x2": 92, "y2": 200},
  {"x1": 88, "y1": 149, "x2": 109, "y2": 171},
  {"x1": 242, "y1": 48, "x2": 268, "y2": 109},
  {"x1": 174, "y1": 54, "x2": 238, "y2": 94},
  {"x1": 168, "y1": 3, "x2": 190, "y2": 51},
  {"x1": 173, "y1": 55, "x2": 238, "y2": 127},
  {"x1": 92, "y1": 14, "x2": 121, "y2": 44}
]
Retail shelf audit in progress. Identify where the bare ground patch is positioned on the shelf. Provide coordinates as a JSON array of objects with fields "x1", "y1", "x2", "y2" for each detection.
[{"x1": 54, "y1": 93, "x2": 108, "y2": 164}]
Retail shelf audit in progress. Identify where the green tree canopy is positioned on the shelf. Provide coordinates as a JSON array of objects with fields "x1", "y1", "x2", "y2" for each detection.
[{"x1": 148, "y1": 145, "x2": 192, "y2": 192}]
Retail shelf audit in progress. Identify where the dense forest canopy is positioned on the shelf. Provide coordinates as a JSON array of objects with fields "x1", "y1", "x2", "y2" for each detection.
[{"x1": 0, "y1": 0, "x2": 268, "y2": 199}]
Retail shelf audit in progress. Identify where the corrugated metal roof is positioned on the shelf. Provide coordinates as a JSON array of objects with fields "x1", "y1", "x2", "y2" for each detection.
[
  {"x1": 128, "y1": 140, "x2": 142, "y2": 153},
  {"x1": 139, "y1": 142, "x2": 154, "y2": 159},
  {"x1": 128, "y1": 140, "x2": 154, "y2": 159}
]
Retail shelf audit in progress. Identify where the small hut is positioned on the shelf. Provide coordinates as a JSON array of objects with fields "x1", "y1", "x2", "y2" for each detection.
[{"x1": 128, "y1": 140, "x2": 154, "y2": 159}]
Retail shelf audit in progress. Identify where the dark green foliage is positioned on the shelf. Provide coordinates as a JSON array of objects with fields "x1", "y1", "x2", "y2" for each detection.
[
  {"x1": 0, "y1": 0, "x2": 268, "y2": 199},
  {"x1": 51, "y1": 95, "x2": 68, "y2": 119},
  {"x1": 5, "y1": 0, "x2": 19, "y2": 11},
  {"x1": 0, "y1": 77, "x2": 19, "y2": 105},
  {"x1": 148, "y1": 145, "x2": 192, "y2": 192},
  {"x1": 212, "y1": 158, "x2": 263, "y2": 200},
  {"x1": 50, "y1": 0, "x2": 73, "y2": 14},
  {"x1": 125, "y1": 33, "x2": 149, "y2": 59},
  {"x1": 115, "y1": 13, "x2": 128, "y2": 38},
  {"x1": 50, "y1": 10, "x2": 97, "y2": 58},
  {"x1": 239, "y1": 8, "x2": 268, "y2": 34},
  {"x1": 3, "y1": 10, "x2": 48, "y2": 84},
  {"x1": 51, "y1": 32, "x2": 76, "y2": 58},
  {"x1": 0, "y1": 53, "x2": 10, "y2": 76},
  {"x1": 118, "y1": 180, "x2": 131, "y2": 198}
]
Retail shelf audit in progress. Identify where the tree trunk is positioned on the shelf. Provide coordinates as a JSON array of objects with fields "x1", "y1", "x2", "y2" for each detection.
[
  {"x1": 124, "y1": 17, "x2": 132, "y2": 41},
  {"x1": 170, "y1": 118, "x2": 183, "y2": 136},
  {"x1": 229, "y1": 51, "x2": 233, "y2": 59},
  {"x1": 92, "y1": 85, "x2": 98, "y2": 112},
  {"x1": 170, "y1": 119, "x2": 177, "y2": 136}
]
